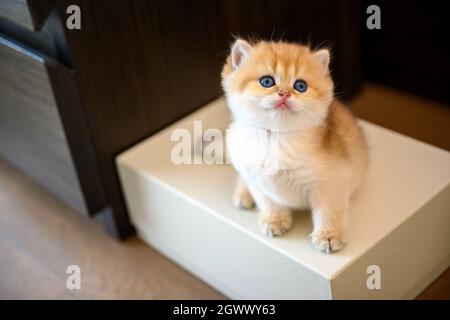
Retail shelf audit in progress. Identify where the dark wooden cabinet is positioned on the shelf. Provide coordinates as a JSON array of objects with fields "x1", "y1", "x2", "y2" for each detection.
[
  {"x1": 0, "y1": 0, "x2": 53, "y2": 31},
  {"x1": 0, "y1": 33, "x2": 107, "y2": 216},
  {"x1": 0, "y1": 37, "x2": 89, "y2": 214},
  {"x1": 0, "y1": 0, "x2": 362, "y2": 239}
]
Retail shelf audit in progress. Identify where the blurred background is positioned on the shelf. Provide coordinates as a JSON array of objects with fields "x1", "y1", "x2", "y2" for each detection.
[{"x1": 0, "y1": 0, "x2": 449, "y2": 298}]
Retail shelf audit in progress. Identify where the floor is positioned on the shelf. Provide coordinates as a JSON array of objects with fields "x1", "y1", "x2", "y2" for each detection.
[
  {"x1": 350, "y1": 83, "x2": 450, "y2": 151},
  {"x1": 0, "y1": 83, "x2": 449, "y2": 299},
  {"x1": 0, "y1": 158, "x2": 223, "y2": 299}
]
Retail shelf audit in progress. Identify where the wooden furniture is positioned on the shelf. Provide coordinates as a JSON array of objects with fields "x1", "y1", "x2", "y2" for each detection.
[
  {"x1": 0, "y1": 0, "x2": 362, "y2": 238},
  {"x1": 0, "y1": 0, "x2": 54, "y2": 31},
  {"x1": 0, "y1": 37, "x2": 104, "y2": 215}
]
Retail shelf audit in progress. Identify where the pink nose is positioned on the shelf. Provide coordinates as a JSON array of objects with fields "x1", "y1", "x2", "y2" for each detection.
[{"x1": 278, "y1": 90, "x2": 291, "y2": 98}]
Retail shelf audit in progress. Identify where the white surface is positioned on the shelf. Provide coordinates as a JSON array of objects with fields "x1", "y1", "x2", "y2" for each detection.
[{"x1": 117, "y1": 98, "x2": 450, "y2": 299}]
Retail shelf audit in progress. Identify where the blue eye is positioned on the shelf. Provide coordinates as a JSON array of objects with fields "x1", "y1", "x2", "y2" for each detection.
[
  {"x1": 259, "y1": 76, "x2": 275, "y2": 88},
  {"x1": 294, "y1": 80, "x2": 308, "y2": 93}
]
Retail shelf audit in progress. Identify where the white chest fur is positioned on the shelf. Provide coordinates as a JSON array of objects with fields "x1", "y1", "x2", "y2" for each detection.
[{"x1": 226, "y1": 123, "x2": 321, "y2": 208}]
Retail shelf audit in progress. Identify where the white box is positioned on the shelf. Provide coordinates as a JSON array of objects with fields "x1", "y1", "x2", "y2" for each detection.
[{"x1": 117, "y1": 98, "x2": 450, "y2": 299}]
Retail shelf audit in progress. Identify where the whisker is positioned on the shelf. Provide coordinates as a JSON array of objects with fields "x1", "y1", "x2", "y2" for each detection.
[
  {"x1": 289, "y1": 98, "x2": 334, "y2": 131},
  {"x1": 279, "y1": 28, "x2": 288, "y2": 42},
  {"x1": 270, "y1": 26, "x2": 276, "y2": 41}
]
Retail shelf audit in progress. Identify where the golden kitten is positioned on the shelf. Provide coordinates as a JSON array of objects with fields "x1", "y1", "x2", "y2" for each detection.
[{"x1": 222, "y1": 39, "x2": 368, "y2": 253}]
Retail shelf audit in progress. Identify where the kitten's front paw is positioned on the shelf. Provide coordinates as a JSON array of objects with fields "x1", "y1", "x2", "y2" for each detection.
[
  {"x1": 259, "y1": 209, "x2": 292, "y2": 237},
  {"x1": 310, "y1": 229, "x2": 345, "y2": 253},
  {"x1": 233, "y1": 188, "x2": 255, "y2": 210}
]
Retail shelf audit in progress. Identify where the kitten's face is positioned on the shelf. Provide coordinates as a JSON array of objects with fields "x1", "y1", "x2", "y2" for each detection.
[{"x1": 222, "y1": 40, "x2": 334, "y2": 131}]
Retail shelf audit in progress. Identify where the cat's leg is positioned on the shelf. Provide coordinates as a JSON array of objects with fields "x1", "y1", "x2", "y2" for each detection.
[
  {"x1": 309, "y1": 184, "x2": 349, "y2": 253},
  {"x1": 258, "y1": 201, "x2": 293, "y2": 237},
  {"x1": 232, "y1": 175, "x2": 255, "y2": 209},
  {"x1": 235, "y1": 170, "x2": 292, "y2": 236},
  {"x1": 247, "y1": 183, "x2": 292, "y2": 237}
]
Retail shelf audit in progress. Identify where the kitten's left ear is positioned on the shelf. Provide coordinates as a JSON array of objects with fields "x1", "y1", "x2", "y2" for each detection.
[
  {"x1": 231, "y1": 39, "x2": 252, "y2": 70},
  {"x1": 313, "y1": 49, "x2": 330, "y2": 74}
]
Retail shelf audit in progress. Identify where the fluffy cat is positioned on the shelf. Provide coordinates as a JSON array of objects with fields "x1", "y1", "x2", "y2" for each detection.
[{"x1": 222, "y1": 39, "x2": 368, "y2": 253}]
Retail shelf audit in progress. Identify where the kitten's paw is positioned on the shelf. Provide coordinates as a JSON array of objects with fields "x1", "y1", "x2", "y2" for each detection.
[
  {"x1": 259, "y1": 209, "x2": 292, "y2": 237},
  {"x1": 232, "y1": 188, "x2": 255, "y2": 210},
  {"x1": 310, "y1": 230, "x2": 345, "y2": 253}
]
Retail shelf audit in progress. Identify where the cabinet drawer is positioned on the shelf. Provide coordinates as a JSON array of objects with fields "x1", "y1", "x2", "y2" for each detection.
[
  {"x1": 0, "y1": 36, "x2": 105, "y2": 215},
  {"x1": 0, "y1": 0, "x2": 54, "y2": 31}
]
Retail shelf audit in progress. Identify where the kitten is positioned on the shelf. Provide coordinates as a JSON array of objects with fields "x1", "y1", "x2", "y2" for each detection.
[{"x1": 222, "y1": 39, "x2": 368, "y2": 253}]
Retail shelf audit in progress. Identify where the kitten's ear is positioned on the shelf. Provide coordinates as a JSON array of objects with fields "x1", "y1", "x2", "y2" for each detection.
[
  {"x1": 313, "y1": 49, "x2": 330, "y2": 74},
  {"x1": 231, "y1": 39, "x2": 252, "y2": 70}
]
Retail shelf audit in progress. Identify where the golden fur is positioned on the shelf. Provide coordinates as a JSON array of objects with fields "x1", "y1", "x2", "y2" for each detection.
[
  {"x1": 222, "y1": 39, "x2": 368, "y2": 253},
  {"x1": 222, "y1": 41, "x2": 333, "y2": 105}
]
